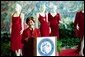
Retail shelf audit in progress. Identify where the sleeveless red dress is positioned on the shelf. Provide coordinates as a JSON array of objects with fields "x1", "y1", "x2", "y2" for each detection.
[
  {"x1": 38, "y1": 14, "x2": 49, "y2": 36},
  {"x1": 48, "y1": 13, "x2": 60, "y2": 39},
  {"x1": 74, "y1": 11, "x2": 84, "y2": 39},
  {"x1": 11, "y1": 15, "x2": 22, "y2": 52}
]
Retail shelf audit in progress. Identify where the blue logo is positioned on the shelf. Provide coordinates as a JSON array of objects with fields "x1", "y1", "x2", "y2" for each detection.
[{"x1": 38, "y1": 38, "x2": 54, "y2": 56}]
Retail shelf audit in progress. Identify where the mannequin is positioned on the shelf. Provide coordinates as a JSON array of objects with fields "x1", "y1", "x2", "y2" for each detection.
[
  {"x1": 74, "y1": 7, "x2": 84, "y2": 56},
  {"x1": 48, "y1": 5, "x2": 61, "y2": 39},
  {"x1": 10, "y1": 3, "x2": 24, "y2": 56},
  {"x1": 37, "y1": 4, "x2": 50, "y2": 36}
]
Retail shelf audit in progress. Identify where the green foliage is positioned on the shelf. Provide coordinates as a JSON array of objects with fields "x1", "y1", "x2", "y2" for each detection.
[
  {"x1": 1, "y1": 31, "x2": 10, "y2": 43},
  {"x1": 1, "y1": 42, "x2": 11, "y2": 56},
  {"x1": 59, "y1": 22, "x2": 80, "y2": 48},
  {"x1": 57, "y1": 22, "x2": 80, "y2": 52},
  {"x1": 59, "y1": 22, "x2": 75, "y2": 38},
  {"x1": 57, "y1": 40, "x2": 62, "y2": 52},
  {"x1": 61, "y1": 37, "x2": 80, "y2": 48},
  {"x1": 1, "y1": 31, "x2": 11, "y2": 56}
]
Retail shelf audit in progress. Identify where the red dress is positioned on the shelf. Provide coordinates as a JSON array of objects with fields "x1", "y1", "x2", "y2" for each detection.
[
  {"x1": 11, "y1": 15, "x2": 22, "y2": 52},
  {"x1": 22, "y1": 28, "x2": 40, "y2": 56},
  {"x1": 38, "y1": 14, "x2": 49, "y2": 36},
  {"x1": 74, "y1": 11, "x2": 84, "y2": 39},
  {"x1": 48, "y1": 13, "x2": 60, "y2": 38}
]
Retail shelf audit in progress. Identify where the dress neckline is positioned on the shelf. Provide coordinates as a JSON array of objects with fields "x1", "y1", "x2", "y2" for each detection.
[
  {"x1": 49, "y1": 13, "x2": 57, "y2": 18},
  {"x1": 39, "y1": 14, "x2": 46, "y2": 18}
]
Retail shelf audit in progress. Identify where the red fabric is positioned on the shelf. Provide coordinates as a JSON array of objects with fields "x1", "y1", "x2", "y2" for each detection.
[
  {"x1": 59, "y1": 49, "x2": 80, "y2": 56},
  {"x1": 11, "y1": 16, "x2": 22, "y2": 52},
  {"x1": 22, "y1": 28, "x2": 40, "y2": 56},
  {"x1": 74, "y1": 11, "x2": 84, "y2": 38},
  {"x1": 22, "y1": 28, "x2": 40, "y2": 41},
  {"x1": 48, "y1": 13, "x2": 60, "y2": 38},
  {"x1": 38, "y1": 14, "x2": 49, "y2": 36}
]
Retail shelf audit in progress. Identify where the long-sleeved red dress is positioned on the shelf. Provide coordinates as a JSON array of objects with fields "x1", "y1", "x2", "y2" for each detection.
[{"x1": 22, "y1": 28, "x2": 40, "y2": 56}]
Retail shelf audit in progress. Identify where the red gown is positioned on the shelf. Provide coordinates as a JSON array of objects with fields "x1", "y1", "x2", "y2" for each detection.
[
  {"x1": 11, "y1": 15, "x2": 22, "y2": 52},
  {"x1": 48, "y1": 13, "x2": 60, "y2": 38},
  {"x1": 22, "y1": 28, "x2": 40, "y2": 56},
  {"x1": 74, "y1": 11, "x2": 84, "y2": 39},
  {"x1": 38, "y1": 14, "x2": 49, "y2": 36}
]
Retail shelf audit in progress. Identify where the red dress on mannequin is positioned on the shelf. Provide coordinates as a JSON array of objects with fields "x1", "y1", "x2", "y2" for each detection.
[
  {"x1": 38, "y1": 14, "x2": 49, "y2": 36},
  {"x1": 74, "y1": 11, "x2": 84, "y2": 39},
  {"x1": 11, "y1": 15, "x2": 22, "y2": 52},
  {"x1": 48, "y1": 13, "x2": 60, "y2": 39}
]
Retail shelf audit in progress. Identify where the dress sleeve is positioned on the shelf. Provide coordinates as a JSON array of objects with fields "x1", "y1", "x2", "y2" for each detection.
[{"x1": 33, "y1": 28, "x2": 41, "y2": 38}]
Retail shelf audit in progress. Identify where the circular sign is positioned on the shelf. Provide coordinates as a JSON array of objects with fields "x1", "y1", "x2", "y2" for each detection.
[{"x1": 38, "y1": 38, "x2": 54, "y2": 56}]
